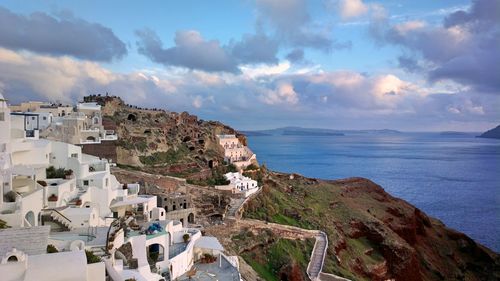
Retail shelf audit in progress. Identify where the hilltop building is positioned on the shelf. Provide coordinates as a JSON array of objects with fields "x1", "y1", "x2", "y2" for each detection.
[
  {"x1": 215, "y1": 172, "x2": 259, "y2": 198},
  {"x1": 10, "y1": 101, "x2": 117, "y2": 145},
  {"x1": 217, "y1": 134, "x2": 257, "y2": 170}
]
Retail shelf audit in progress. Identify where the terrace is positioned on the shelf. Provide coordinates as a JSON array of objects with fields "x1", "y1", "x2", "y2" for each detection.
[{"x1": 178, "y1": 254, "x2": 240, "y2": 281}]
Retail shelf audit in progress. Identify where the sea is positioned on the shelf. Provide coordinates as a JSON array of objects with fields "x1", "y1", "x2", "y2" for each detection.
[{"x1": 247, "y1": 132, "x2": 500, "y2": 252}]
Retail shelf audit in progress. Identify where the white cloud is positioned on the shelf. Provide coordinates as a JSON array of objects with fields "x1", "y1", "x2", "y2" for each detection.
[
  {"x1": 260, "y1": 82, "x2": 299, "y2": 105},
  {"x1": 393, "y1": 20, "x2": 426, "y2": 35},
  {"x1": 0, "y1": 47, "x2": 496, "y2": 131},
  {"x1": 240, "y1": 61, "x2": 291, "y2": 79},
  {"x1": 192, "y1": 95, "x2": 203, "y2": 108},
  {"x1": 338, "y1": 0, "x2": 369, "y2": 19}
]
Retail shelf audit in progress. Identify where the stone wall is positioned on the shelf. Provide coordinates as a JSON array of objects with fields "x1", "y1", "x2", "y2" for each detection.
[{"x1": 81, "y1": 141, "x2": 118, "y2": 163}]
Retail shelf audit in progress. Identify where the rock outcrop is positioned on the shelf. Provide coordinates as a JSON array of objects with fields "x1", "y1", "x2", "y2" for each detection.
[
  {"x1": 478, "y1": 125, "x2": 500, "y2": 139},
  {"x1": 81, "y1": 95, "x2": 246, "y2": 179}
]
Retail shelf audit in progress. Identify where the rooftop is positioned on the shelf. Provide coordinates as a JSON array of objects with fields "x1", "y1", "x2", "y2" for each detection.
[
  {"x1": 178, "y1": 255, "x2": 240, "y2": 281},
  {"x1": 217, "y1": 134, "x2": 236, "y2": 139}
]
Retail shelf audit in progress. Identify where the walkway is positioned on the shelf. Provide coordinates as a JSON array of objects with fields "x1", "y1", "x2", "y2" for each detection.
[
  {"x1": 230, "y1": 191, "x2": 350, "y2": 281},
  {"x1": 307, "y1": 232, "x2": 328, "y2": 281}
]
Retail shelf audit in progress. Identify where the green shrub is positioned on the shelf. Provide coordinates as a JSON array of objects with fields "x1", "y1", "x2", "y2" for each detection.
[
  {"x1": 85, "y1": 250, "x2": 101, "y2": 264},
  {"x1": 0, "y1": 219, "x2": 10, "y2": 229},
  {"x1": 226, "y1": 163, "x2": 238, "y2": 173},
  {"x1": 139, "y1": 146, "x2": 189, "y2": 165},
  {"x1": 244, "y1": 164, "x2": 259, "y2": 171},
  {"x1": 46, "y1": 166, "x2": 67, "y2": 178}
]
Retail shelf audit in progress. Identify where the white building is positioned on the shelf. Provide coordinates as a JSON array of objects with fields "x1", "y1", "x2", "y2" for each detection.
[
  {"x1": 0, "y1": 226, "x2": 105, "y2": 281},
  {"x1": 41, "y1": 102, "x2": 117, "y2": 145},
  {"x1": 218, "y1": 172, "x2": 259, "y2": 198},
  {"x1": 217, "y1": 135, "x2": 257, "y2": 170},
  {"x1": 1, "y1": 94, "x2": 241, "y2": 281},
  {"x1": 9, "y1": 100, "x2": 117, "y2": 145}
]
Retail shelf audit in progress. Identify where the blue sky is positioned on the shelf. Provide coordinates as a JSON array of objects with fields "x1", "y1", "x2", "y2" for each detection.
[{"x1": 0, "y1": 0, "x2": 498, "y2": 131}]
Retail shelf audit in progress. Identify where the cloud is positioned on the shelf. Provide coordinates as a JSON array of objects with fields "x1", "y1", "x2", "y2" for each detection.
[
  {"x1": 229, "y1": 33, "x2": 279, "y2": 64},
  {"x1": 240, "y1": 61, "x2": 291, "y2": 79},
  {"x1": 338, "y1": 0, "x2": 369, "y2": 20},
  {"x1": 255, "y1": 0, "x2": 333, "y2": 51},
  {"x1": 136, "y1": 28, "x2": 285, "y2": 73},
  {"x1": 1, "y1": 47, "x2": 497, "y2": 131},
  {"x1": 0, "y1": 7, "x2": 126, "y2": 61},
  {"x1": 397, "y1": 55, "x2": 422, "y2": 73},
  {"x1": 136, "y1": 29, "x2": 239, "y2": 73},
  {"x1": 286, "y1": 49, "x2": 305, "y2": 62},
  {"x1": 369, "y1": 0, "x2": 500, "y2": 93},
  {"x1": 260, "y1": 81, "x2": 299, "y2": 105}
]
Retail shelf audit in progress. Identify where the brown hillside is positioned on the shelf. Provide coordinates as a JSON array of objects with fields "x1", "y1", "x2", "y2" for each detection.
[{"x1": 244, "y1": 172, "x2": 500, "y2": 281}]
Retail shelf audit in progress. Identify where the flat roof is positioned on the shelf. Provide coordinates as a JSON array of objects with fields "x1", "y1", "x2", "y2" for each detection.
[{"x1": 194, "y1": 236, "x2": 224, "y2": 251}]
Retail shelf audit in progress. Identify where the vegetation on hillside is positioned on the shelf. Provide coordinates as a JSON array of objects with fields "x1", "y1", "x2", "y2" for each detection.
[
  {"x1": 231, "y1": 227, "x2": 314, "y2": 281},
  {"x1": 244, "y1": 172, "x2": 500, "y2": 281}
]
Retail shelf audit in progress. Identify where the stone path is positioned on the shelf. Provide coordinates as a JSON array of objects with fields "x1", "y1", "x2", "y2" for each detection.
[
  {"x1": 227, "y1": 197, "x2": 246, "y2": 217},
  {"x1": 307, "y1": 232, "x2": 328, "y2": 281}
]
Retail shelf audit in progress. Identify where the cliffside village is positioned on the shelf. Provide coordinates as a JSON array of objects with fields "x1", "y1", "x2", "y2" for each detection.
[{"x1": 0, "y1": 94, "x2": 260, "y2": 281}]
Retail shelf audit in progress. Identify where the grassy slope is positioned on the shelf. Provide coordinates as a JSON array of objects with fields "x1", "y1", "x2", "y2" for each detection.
[
  {"x1": 231, "y1": 227, "x2": 315, "y2": 281},
  {"x1": 245, "y1": 178, "x2": 368, "y2": 279}
]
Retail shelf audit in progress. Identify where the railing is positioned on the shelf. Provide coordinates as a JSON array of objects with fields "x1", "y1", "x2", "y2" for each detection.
[
  {"x1": 51, "y1": 208, "x2": 72, "y2": 224},
  {"x1": 89, "y1": 162, "x2": 107, "y2": 172}
]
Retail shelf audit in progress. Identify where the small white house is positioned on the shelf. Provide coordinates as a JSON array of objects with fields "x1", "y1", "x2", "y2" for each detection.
[{"x1": 223, "y1": 172, "x2": 259, "y2": 197}]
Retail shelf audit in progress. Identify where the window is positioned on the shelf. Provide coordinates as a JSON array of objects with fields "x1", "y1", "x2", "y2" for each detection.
[
  {"x1": 105, "y1": 178, "x2": 109, "y2": 187},
  {"x1": 83, "y1": 180, "x2": 89, "y2": 186},
  {"x1": 32, "y1": 116, "x2": 35, "y2": 120},
  {"x1": 0, "y1": 112, "x2": 4, "y2": 121},
  {"x1": 71, "y1": 153, "x2": 78, "y2": 158},
  {"x1": 7, "y1": 255, "x2": 18, "y2": 262},
  {"x1": 43, "y1": 116, "x2": 47, "y2": 120}
]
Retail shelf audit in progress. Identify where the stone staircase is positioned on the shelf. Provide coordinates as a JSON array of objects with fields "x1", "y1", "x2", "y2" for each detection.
[
  {"x1": 307, "y1": 232, "x2": 327, "y2": 280},
  {"x1": 227, "y1": 197, "x2": 245, "y2": 217},
  {"x1": 48, "y1": 208, "x2": 74, "y2": 230}
]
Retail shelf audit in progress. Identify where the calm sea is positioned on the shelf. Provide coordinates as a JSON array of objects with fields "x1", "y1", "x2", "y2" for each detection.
[{"x1": 247, "y1": 132, "x2": 500, "y2": 252}]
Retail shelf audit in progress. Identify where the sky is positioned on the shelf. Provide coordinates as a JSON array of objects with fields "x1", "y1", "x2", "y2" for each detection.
[{"x1": 0, "y1": 0, "x2": 498, "y2": 131}]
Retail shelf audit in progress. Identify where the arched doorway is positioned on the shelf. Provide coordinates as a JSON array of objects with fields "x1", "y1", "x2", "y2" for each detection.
[
  {"x1": 25, "y1": 211, "x2": 35, "y2": 227},
  {"x1": 7, "y1": 256, "x2": 18, "y2": 262},
  {"x1": 188, "y1": 213, "x2": 195, "y2": 224},
  {"x1": 86, "y1": 136, "x2": 96, "y2": 142},
  {"x1": 147, "y1": 244, "x2": 165, "y2": 264}
]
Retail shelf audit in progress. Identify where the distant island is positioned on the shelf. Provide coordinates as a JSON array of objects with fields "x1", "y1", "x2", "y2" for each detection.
[
  {"x1": 240, "y1": 126, "x2": 401, "y2": 136},
  {"x1": 478, "y1": 125, "x2": 500, "y2": 139}
]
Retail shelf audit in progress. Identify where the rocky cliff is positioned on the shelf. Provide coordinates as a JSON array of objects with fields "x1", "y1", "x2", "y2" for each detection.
[
  {"x1": 244, "y1": 172, "x2": 499, "y2": 281},
  {"x1": 82, "y1": 95, "x2": 244, "y2": 179},
  {"x1": 478, "y1": 125, "x2": 500, "y2": 139}
]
